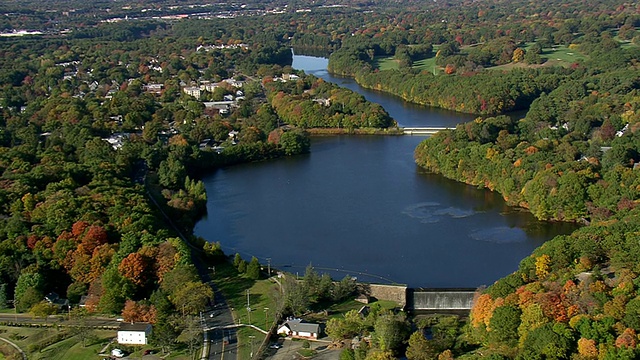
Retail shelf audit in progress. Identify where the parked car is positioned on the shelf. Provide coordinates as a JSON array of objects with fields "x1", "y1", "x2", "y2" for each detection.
[
  {"x1": 111, "y1": 349, "x2": 125, "y2": 358},
  {"x1": 269, "y1": 343, "x2": 282, "y2": 349}
]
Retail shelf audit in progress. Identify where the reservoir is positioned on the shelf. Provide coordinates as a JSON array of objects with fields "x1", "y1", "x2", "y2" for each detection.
[{"x1": 193, "y1": 55, "x2": 577, "y2": 287}]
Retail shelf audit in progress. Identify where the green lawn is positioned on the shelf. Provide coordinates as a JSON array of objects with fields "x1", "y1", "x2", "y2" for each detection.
[
  {"x1": 0, "y1": 327, "x2": 116, "y2": 360},
  {"x1": 373, "y1": 55, "x2": 440, "y2": 73},
  {"x1": 540, "y1": 45, "x2": 588, "y2": 64},
  {"x1": 212, "y1": 261, "x2": 279, "y2": 330},
  {"x1": 211, "y1": 261, "x2": 281, "y2": 358},
  {"x1": 236, "y1": 326, "x2": 265, "y2": 360},
  {"x1": 373, "y1": 56, "x2": 400, "y2": 71}
]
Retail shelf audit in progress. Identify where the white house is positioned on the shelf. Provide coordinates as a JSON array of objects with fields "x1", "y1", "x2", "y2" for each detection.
[
  {"x1": 117, "y1": 323, "x2": 152, "y2": 345},
  {"x1": 183, "y1": 86, "x2": 202, "y2": 99},
  {"x1": 277, "y1": 318, "x2": 321, "y2": 340}
]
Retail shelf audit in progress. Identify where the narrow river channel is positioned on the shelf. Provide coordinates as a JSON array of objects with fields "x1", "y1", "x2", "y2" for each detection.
[{"x1": 193, "y1": 54, "x2": 577, "y2": 287}]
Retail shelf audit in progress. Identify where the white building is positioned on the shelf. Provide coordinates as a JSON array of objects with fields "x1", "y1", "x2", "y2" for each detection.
[
  {"x1": 277, "y1": 318, "x2": 321, "y2": 340},
  {"x1": 183, "y1": 86, "x2": 202, "y2": 99},
  {"x1": 117, "y1": 323, "x2": 152, "y2": 345}
]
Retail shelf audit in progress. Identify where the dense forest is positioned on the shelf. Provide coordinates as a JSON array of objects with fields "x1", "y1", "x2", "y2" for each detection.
[{"x1": 0, "y1": 4, "x2": 396, "y2": 353}]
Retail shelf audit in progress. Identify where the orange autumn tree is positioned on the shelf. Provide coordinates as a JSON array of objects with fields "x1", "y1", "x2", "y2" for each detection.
[
  {"x1": 577, "y1": 337, "x2": 598, "y2": 359},
  {"x1": 121, "y1": 299, "x2": 157, "y2": 324},
  {"x1": 155, "y1": 241, "x2": 178, "y2": 282},
  {"x1": 118, "y1": 252, "x2": 149, "y2": 287},
  {"x1": 471, "y1": 293, "x2": 495, "y2": 328},
  {"x1": 615, "y1": 328, "x2": 637, "y2": 349}
]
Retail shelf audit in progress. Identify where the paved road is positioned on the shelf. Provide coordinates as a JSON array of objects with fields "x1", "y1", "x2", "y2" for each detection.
[
  {"x1": 208, "y1": 327, "x2": 238, "y2": 360},
  {"x1": 0, "y1": 313, "x2": 121, "y2": 328}
]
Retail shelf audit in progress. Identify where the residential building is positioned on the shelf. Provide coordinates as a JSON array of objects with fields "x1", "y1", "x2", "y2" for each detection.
[
  {"x1": 277, "y1": 318, "x2": 321, "y2": 340},
  {"x1": 117, "y1": 323, "x2": 153, "y2": 345}
]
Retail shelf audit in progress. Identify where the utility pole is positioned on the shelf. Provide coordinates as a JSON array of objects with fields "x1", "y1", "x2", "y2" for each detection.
[
  {"x1": 267, "y1": 258, "x2": 271, "y2": 277},
  {"x1": 246, "y1": 289, "x2": 251, "y2": 325}
]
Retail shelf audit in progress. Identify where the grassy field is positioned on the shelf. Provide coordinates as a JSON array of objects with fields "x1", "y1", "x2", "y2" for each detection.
[
  {"x1": 0, "y1": 326, "x2": 198, "y2": 360},
  {"x1": 236, "y1": 326, "x2": 266, "y2": 359},
  {"x1": 373, "y1": 55, "x2": 440, "y2": 73},
  {"x1": 0, "y1": 327, "x2": 115, "y2": 360}
]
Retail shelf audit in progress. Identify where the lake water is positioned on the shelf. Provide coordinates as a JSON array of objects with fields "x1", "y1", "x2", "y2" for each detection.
[{"x1": 193, "y1": 55, "x2": 577, "y2": 287}]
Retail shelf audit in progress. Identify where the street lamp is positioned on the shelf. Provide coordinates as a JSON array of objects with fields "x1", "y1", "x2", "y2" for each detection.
[
  {"x1": 264, "y1": 307, "x2": 269, "y2": 331},
  {"x1": 249, "y1": 335, "x2": 256, "y2": 358}
]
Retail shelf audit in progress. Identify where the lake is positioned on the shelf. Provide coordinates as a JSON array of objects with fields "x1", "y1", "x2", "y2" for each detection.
[{"x1": 192, "y1": 54, "x2": 576, "y2": 287}]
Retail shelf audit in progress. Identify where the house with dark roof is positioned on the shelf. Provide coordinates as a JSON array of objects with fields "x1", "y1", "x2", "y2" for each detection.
[
  {"x1": 44, "y1": 292, "x2": 69, "y2": 311},
  {"x1": 277, "y1": 318, "x2": 321, "y2": 340},
  {"x1": 117, "y1": 322, "x2": 152, "y2": 345}
]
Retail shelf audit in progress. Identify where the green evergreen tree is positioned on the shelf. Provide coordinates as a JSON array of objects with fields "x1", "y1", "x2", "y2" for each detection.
[{"x1": 247, "y1": 257, "x2": 261, "y2": 280}]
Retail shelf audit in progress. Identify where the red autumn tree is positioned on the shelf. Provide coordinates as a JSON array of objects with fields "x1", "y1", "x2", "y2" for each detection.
[
  {"x1": 444, "y1": 64, "x2": 456, "y2": 75},
  {"x1": 615, "y1": 328, "x2": 637, "y2": 349},
  {"x1": 72, "y1": 221, "x2": 91, "y2": 237},
  {"x1": 79, "y1": 225, "x2": 108, "y2": 255}
]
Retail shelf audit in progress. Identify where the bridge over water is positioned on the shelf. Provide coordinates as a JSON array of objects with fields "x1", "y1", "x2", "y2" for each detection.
[
  {"x1": 402, "y1": 127, "x2": 452, "y2": 135},
  {"x1": 406, "y1": 288, "x2": 477, "y2": 311}
]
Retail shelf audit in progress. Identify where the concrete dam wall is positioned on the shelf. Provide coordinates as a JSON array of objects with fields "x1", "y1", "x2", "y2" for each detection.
[{"x1": 407, "y1": 288, "x2": 476, "y2": 310}]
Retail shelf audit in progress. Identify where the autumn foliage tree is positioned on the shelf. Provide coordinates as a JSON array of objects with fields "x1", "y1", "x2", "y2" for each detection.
[
  {"x1": 122, "y1": 299, "x2": 158, "y2": 324},
  {"x1": 119, "y1": 252, "x2": 149, "y2": 287}
]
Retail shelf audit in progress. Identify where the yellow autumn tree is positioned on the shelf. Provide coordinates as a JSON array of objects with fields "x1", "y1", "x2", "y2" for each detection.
[
  {"x1": 512, "y1": 48, "x2": 525, "y2": 63},
  {"x1": 535, "y1": 254, "x2": 551, "y2": 279}
]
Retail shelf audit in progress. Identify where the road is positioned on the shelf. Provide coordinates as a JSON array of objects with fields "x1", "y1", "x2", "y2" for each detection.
[
  {"x1": 146, "y1": 178, "x2": 237, "y2": 360},
  {"x1": 0, "y1": 313, "x2": 121, "y2": 328}
]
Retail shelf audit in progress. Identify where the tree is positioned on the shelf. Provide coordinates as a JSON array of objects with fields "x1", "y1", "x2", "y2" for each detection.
[
  {"x1": 278, "y1": 129, "x2": 310, "y2": 155},
  {"x1": 406, "y1": 331, "x2": 438, "y2": 360},
  {"x1": 152, "y1": 316, "x2": 180, "y2": 353},
  {"x1": 171, "y1": 281, "x2": 213, "y2": 316},
  {"x1": 70, "y1": 308, "x2": 95, "y2": 347},
  {"x1": 158, "y1": 154, "x2": 187, "y2": 189},
  {"x1": 14, "y1": 272, "x2": 44, "y2": 312},
  {"x1": 521, "y1": 323, "x2": 572, "y2": 359},
  {"x1": 177, "y1": 315, "x2": 202, "y2": 359},
  {"x1": 118, "y1": 252, "x2": 148, "y2": 287},
  {"x1": 333, "y1": 275, "x2": 356, "y2": 301},
  {"x1": 373, "y1": 311, "x2": 410, "y2": 354},
  {"x1": 99, "y1": 267, "x2": 135, "y2": 314},
  {"x1": 284, "y1": 276, "x2": 309, "y2": 316},
  {"x1": 246, "y1": 256, "x2": 261, "y2": 280},
  {"x1": 512, "y1": 48, "x2": 525, "y2": 63},
  {"x1": 488, "y1": 305, "x2": 521, "y2": 346},
  {"x1": 0, "y1": 283, "x2": 7, "y2": 310},
  {"x1": 30, "y1": 301, "x2": 57, "y2": 322}
]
